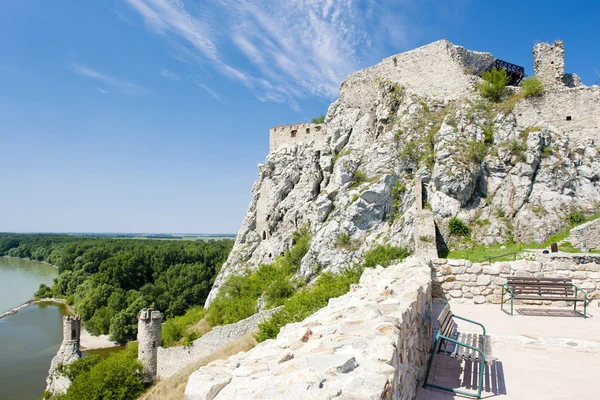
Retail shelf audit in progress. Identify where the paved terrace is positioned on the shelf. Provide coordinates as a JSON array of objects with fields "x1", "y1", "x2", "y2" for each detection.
[{"x1": 418, "y1": 302, "x2": 600, "y2": 400}]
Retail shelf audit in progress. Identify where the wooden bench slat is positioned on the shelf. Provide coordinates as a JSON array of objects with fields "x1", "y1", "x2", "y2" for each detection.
[
  {"x1": 508, "y1": 277, "x2": 572, "y2": 281},
  {"x1": 512, "y1": 295, "x2": 584, "y2": 301}
]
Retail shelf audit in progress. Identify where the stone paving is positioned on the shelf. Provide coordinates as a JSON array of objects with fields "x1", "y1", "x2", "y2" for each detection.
[{"x1": 418, "y1": 302, "x2": 600, "y2": 400}]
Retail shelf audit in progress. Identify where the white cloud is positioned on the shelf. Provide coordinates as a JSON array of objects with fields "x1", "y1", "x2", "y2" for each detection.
[
  {"x1": 123, "y1": 0, "x2": 416, "y2": 108},
  {"x1": 160, "y1": 68, "x2": 180, "y2": 80},
  {"x1": 96, "y1": 87, "x2": 110, "y2": 94},
  {"x1": 70, "y1": 63, "x2": 146, "y2": 95},
  {"x1": 195, "y1": 83, "x2": 221, "y2": 101}
]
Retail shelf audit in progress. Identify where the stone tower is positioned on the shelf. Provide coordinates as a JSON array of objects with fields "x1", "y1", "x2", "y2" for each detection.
[
  {"x1": 137, "y1": 309, "x2": 162, "y2": 382},
  {"x1": 533, "y1": 40, "x2": 565, "y2": 87},
  {"x1": 62, "y1": 314, "x2": 81, "y2": 344},
  {"x1": 46, "y1": 315, "x2": 82, "y2": 395}
]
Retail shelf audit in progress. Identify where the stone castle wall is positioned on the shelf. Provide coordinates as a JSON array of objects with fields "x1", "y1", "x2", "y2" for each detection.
[
  {"x1": 568, "y1": 218, "x2": 600, "y2": 252},
  {"x1": 186, "y1": 259, "x2": 432, "y2": 400},
  {"x1": 158, "y1": 307, "x2": 281, "y2": 379},
  {"x1": 533, "y1": 40, "x2": 565, "y2": 87},
  {"x1": 269, "y1": 123, "x2": 327, "y2": 152},
  {"x1": 431, "y1": 255, "x2": 600, "y2": 306}
]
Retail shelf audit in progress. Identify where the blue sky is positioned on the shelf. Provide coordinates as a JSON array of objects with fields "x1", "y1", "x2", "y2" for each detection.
[{"x1": 1, "y1": 0, "x2": 598, "y2": 233}]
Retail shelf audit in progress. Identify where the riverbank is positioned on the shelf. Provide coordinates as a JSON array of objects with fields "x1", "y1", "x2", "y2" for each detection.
[
  {"x1": 1, "y1": 255, "x2": 58, "y2": 268},
  {"x1": 0, "y1": 297, "x2": 118, "y2": 350}
]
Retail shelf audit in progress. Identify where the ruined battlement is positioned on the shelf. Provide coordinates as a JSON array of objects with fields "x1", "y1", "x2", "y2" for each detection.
[
  {"x1": 138, "y1": 309, "x2": 162, "y2": 382},
  {"x1": 62, "y1": 315, "x2": 81, "y2": 343},
  {"x1": 533, "y1": 40, "x2": 582, "y2": 88},
  {"x1": 269, "y1": 122, "x2": 326, "y2": 152}
]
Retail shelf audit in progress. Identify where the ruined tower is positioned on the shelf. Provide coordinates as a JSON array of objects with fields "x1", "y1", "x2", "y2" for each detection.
[
  {"x1": 62, "y1": 314, "x2": 81, "y2": 344},
  {"x1": 46, "y1": 315, "x2": 82, "y2": 395},
  {"x1": 533, "y1": 40, "x2": 565, "y2": 87},
  {"x1": 137, "y1": 309, "x2": 162, "y2": 382}
]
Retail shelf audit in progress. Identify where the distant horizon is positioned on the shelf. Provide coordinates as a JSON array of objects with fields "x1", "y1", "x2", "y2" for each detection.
[{"x1": 0, "y1": 231, "x2": 237, "y2": 236}]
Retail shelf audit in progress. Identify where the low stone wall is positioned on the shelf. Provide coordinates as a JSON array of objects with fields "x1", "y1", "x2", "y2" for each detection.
[
  {"x1": 157, "y1": 307, "x2": 281, "y2": 379},
  {"x1": 185, "y1": 258, "x2": 432, "y2": 400},
  {"x1": 569, "y1": 218, "x2": 600, "y2": 251},
  {"x1": 431, "y1": 256, "x2": 600, "y2": 305}
]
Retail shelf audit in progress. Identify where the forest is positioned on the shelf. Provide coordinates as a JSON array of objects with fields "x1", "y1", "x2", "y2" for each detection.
[{"x1": 0, "y1": 234, "x2": 233, "y2": 342}]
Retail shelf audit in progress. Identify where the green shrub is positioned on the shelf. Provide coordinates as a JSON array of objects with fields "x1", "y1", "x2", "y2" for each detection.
[
  {"x1": 162, "y1": 306, "x2": 205, "y2": 347},
  {"x1": 483, "y1": 126, "x2": 494, "y2": 144},
  {"x1": 520, "y1": 76, "x2": 544, "y2": 97},
  {"x1": 335, "y1": 232, "x2": 361, "y2": 251},
  {"x1": 449, "y1": 217, "x2": 471, "y2": 237},
  {"x1": 255, "y1": 267, "x2": 363, "y2": 342},
  {"x1": 332, "y1": 149, "x2": 350, "y2": 165},
  {"x1": 391, "y1": 180, "x2": 407, "y2": 220},
  {"x1": 183, "y1": 331, "x2": 199, "y2": 346},
  {"x1": 35, "y1": 283, "x2": 53, "y2": 299},
  {"x1": 568, "y1": 211, "x2": 586, "y2": 226},
  {"x1": 476, "y1": 68, "x2": 510, "y2": 102},
  {"x1": 541, "y1": 146, "x2": 553, "y2": 158},
  {"x1": 66, "y1": 295, "x2": 75, "y2": 306},
  {"x1": 352, "y1": 170, "x2": 367, "y2": 187},
  {"x1": 311, "y1": 114, "x2": 326, "y2": 124},
  {"x1": 63, "y1": 344, "x2": 144, "y2": 400},
  {"x1": 206, "y1": 226, "x2": 312, "y2": 326},
  {"x1": 467, "y1": 141, "x2": 487, "y2": 163},
  {"x1": 363, "y1": 244, "x2": 410, "y2": 269}
]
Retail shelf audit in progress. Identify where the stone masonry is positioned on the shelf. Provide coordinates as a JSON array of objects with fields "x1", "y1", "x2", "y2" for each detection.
[
  {"x1": 46, "y1": 315, "x2": 82, "y2": 395},
  {"x1": 568, "y1": 218, "x2": 600, "y2": 252},
  {"x1": 186, "y1": 258, "x2": 432, "y2": 400},
  {"x1": 138, "y1": 309, "x2": 162, "y2": 382},
  {"x1": 431, "y1": 255, "x2": 600, "y2": 306},
  {"x1": 269, "y1": 123, "x2": 327, "y2": 153}
]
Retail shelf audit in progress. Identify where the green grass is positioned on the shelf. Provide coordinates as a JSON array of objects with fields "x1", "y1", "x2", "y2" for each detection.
[
  {"x1": 445, "y1": 210, "x2": 600, "y2": 262},
  {"x1": 206, "y1": 226, "x2": 311, "y2": 326},
  {"x1": 162, "y1": 306, "x2": 206, "y2": 347},
  {"x1": 255, "y1": 244, "x2": 410, "y2": 342}
]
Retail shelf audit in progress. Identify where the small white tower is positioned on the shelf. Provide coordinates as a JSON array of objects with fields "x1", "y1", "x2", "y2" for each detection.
[
  {"x1": 62, "y1": 315, "x2": 81, "y2": 345},
  {"x1": 137, "y1": 309, "x2": 162, "y2": 382}
]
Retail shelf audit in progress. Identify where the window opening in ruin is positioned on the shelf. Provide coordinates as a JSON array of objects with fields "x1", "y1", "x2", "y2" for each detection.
[
  {"x1": 566, "y1": 116, "x2": 572, "y2": 121},
  {"x1": 71, "y1": 329, "x2": 77, "y2": 340},
  {"x1": 291, "y1": 130, "x2": 297, "y2": 137},
  {"x1": 306, "y1": 128, "x2": 310, "y2": 134},
  {"x1": 268, "y1": 253, "x2": 272, "y2": 258},
  {"x1": 153, "y1": 340, "x2": 156, "y2": 348},
  {"x1": 262, "y1": 231, "x2": 267, "y2": 240},
  {"x1": 393, "y1": 57, "x2": 397, "y2": 67},
  {"x1": 316, "y1": 126, "x2": 321, "y2": 131}
]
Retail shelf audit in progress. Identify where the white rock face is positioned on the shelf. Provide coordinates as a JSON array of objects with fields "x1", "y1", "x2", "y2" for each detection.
[
  {"x1": 187, "y1": 259, "x2": 432, "y2": 400},
  {"x1": 206, "y1": 39, "x2": 600, "y2": 306},
  {"x1": 46, "y1": 342, "x2": 81, "y2": 395}
]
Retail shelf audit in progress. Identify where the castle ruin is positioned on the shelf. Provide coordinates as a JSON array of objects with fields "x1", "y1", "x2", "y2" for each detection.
[
  {"x1": 533, "y1": 40, "x2": 582, "y2": 88},
  {"x1": 137, "y1": 308, "x2": 162, "y2": 382},
  {"x1": 269, "y1": 122, "x2": 326, "y2": 152},
  {"x1": 46, "y1": 315, "x2": 82, "y2": 395}
]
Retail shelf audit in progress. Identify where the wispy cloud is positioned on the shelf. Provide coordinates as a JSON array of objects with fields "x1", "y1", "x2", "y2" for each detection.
[
  {"x1": 69, "y1": 63, "x2": 146, "y2": 95},
  {"x1": 96, "y1": 87, "x2": 110, "y2": 94},
  {"x1": 160, "y1": 68, "x2": 180, "y2": 80},
  {"x1": 195, "y1": 83, "x2": 221, "y2": 101},
  {"x1": 122, "y1": 0, "x2": 440, "y2": 108}
]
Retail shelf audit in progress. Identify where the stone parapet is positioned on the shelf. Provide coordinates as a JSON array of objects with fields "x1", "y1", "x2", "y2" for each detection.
[
  {"x1": 431, "y1": 257, "x2": 600, "y2": 306},
  {"x1": 185, "y1": 259, "x2": 432, "y2": 400},
  {"x1": 269, "y1": 123, "x2": 327, "y2": 152},
  {"x1": 568, "y1": 218, "x2": 600, "y2": 252}
]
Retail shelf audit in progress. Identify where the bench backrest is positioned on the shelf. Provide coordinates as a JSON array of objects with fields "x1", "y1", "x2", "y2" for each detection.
[
  {"x1": 437, "y1": 304, "x2": 455, "y2": 338},
  {"x1": 507, "y1": 276, "x2": 574, "y2": 296}
]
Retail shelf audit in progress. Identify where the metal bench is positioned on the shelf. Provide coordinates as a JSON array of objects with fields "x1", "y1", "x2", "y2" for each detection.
[
  {"x1": 423, "y1": 304, "x2": 493, "y2": 398},
  {"x1": 501, "y1": 276, "x2": 588, "y2": 318}
]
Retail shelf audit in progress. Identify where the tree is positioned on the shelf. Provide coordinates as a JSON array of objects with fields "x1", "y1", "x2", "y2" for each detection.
[{"x1": 476, "y1": 68, "x2": 510, "y2": 102}]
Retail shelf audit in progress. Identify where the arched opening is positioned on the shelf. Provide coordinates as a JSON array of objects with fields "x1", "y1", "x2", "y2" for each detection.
[
  {"x1": 262, "y1": 231, "x2": 267, "y2": 240},
  {"x1": 291, "y1": 130, "x2": 297, "y2": 138}
]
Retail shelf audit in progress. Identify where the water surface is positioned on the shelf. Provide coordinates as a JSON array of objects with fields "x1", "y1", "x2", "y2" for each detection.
[
  {"x1": 0, "y1": 258, "x2": 65, "y2": 400},
  {"x1": 0, "y1": 257, "x2": 58, "y2": 312}
]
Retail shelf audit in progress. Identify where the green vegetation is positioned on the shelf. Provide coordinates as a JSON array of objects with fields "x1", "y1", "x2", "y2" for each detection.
[
  {"x1": 520, "y1": 76, "x2": 544, "y2": 97},
  {"x1": 255, "y1": 244, "x2": 410, "y2": 341},
  {"x1": 0, "y1": 233, "x2": 232, "y2": 343},
  {"x1": 162, "y1": 306, "x2": 206, "y2": 347},
  {"x1": 449, "y1": 217, "x2": 471, "y2": 238},
  {"x1": 362, "y1": 244, "x2": 410, "y2": 269},
  {"x1": 467, "y1": 140, "x2": 488, "y2": 163},
  {"x1": 568, "y1": 211, "x2": 586, "y2": 226},
  {"x1": 311, "y1": 114, "x2": 326, "y2": 124},
  {"x1": 446, "y1": 210, "x2": 600, "y2": 261},
  {"x1": 335, "y1": 232, "x2": 361, "y2": 251},
  {"x1": 391, "y1": 180, "x2": 407, "y2": 220},
  {"x1": 57, "y1": 343, "x2": 144, "y2": 400},
  {"x1": 351, "y1": 169, "x2": 367, "y2": 187},
  {"x1": 206, "y1": 226, "x2": 311, "y2": 326},
  {"x1": 332, "y1": 149, "x2": 351, "y2": 165},
  {"x1": 476, "y1": 68, "x2": 510, "y2": 102}
]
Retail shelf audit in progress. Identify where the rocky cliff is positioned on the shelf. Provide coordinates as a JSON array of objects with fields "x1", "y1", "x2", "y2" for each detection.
[{"x1": 206, "y1": 39, "x2": 600, "y2": 306}]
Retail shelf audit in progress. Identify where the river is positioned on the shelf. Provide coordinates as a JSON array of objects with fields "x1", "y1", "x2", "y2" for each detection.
[{"x1": 0, "y1": 257, "x2": 67, "y2": 400}]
